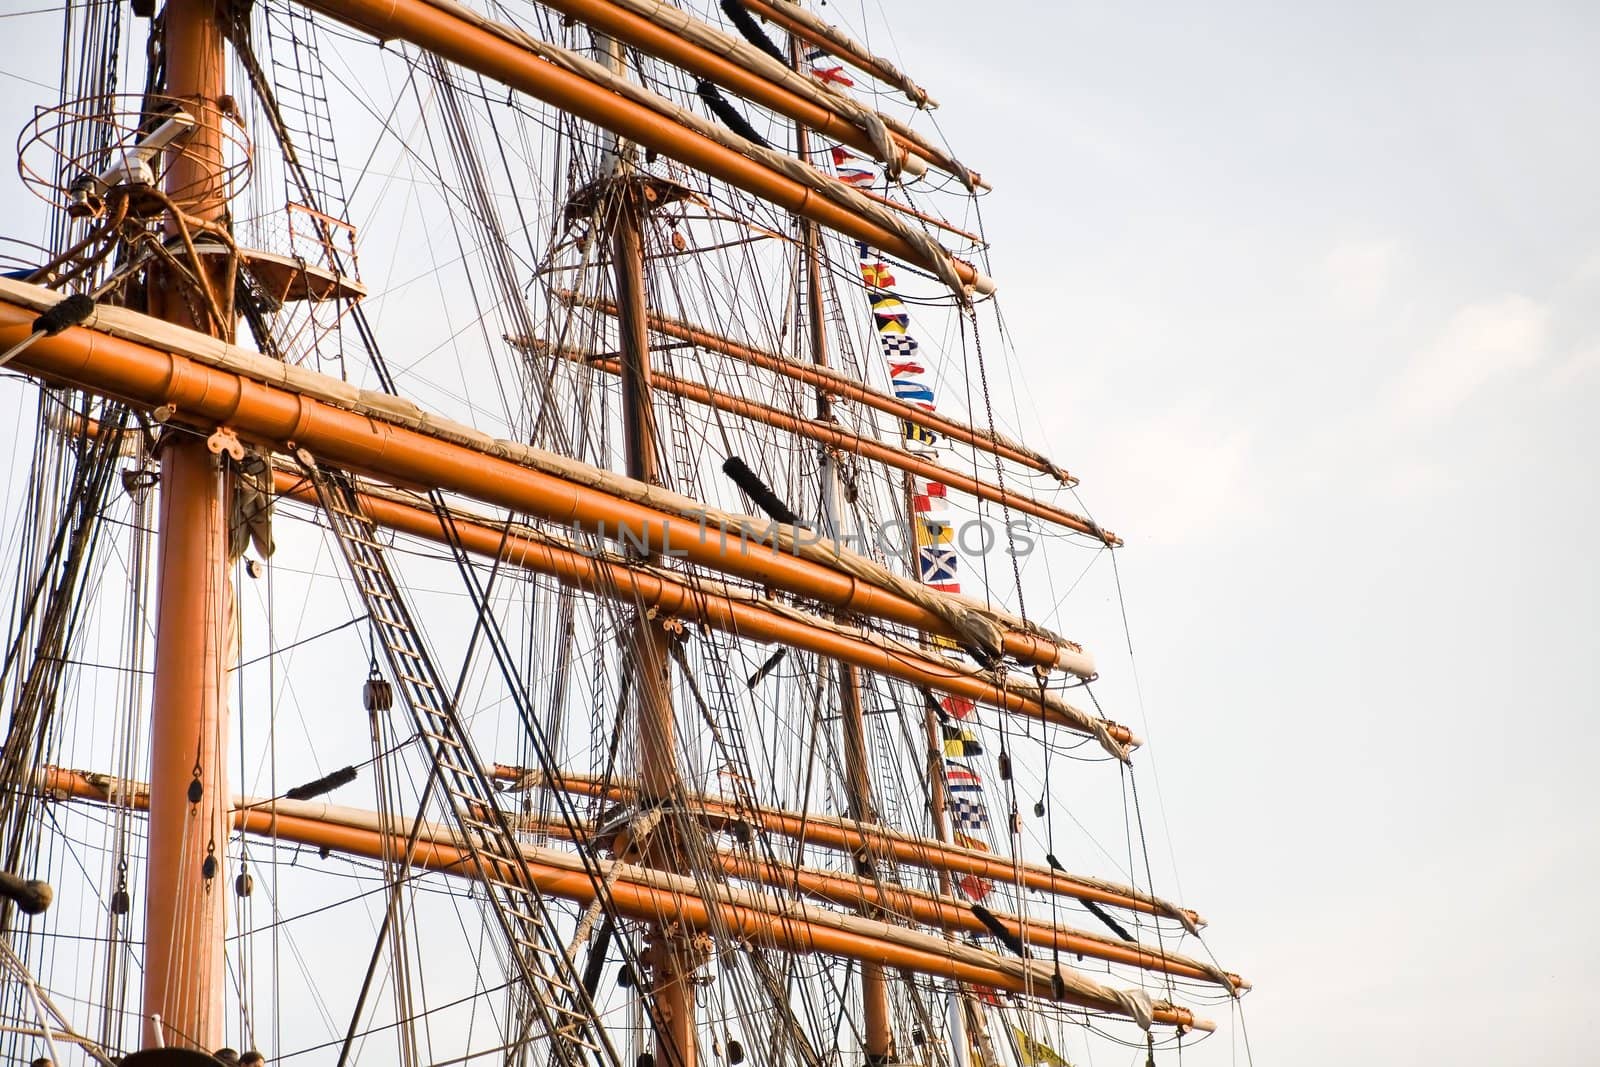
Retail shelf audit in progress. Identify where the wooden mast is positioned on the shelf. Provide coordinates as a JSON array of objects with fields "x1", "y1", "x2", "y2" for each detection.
[
  {"x1": 258, "y1": 468, "x2": 1109, "y2": 736},
  {"x1": 0, "y1": 0, "x2": 1266, "y2": 1052},
  {"x1": 0, "y1": 287, "x2": 1123, "y2": 697},
  {"x1": 552, "y1": 349, "x2": 1104, "y2": 538},
  {"x1": 42, "y1": 766, "x2": 1219, "y2": 1032},
  {"x1": 489, "y1": 769, "x2": 1203, "y2": 930},
  {"x1": 598, "y1": 37, "x2": 697, "y2": 1067},
  {"x1": 540, "y1": 303, "x2": 1080, "y2": 489},
  {"x1": 141, "y1": 0, "x2": 234, "y2": 1051},
  {"x1": 288, "y1": 0, "x2": 994, "y2": 295},
  {"x1": 794, "y1": 97, "x2": 896, "y2": 1065}
]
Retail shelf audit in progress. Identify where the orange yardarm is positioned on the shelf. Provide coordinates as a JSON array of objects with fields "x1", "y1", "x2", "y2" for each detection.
[{"x1": 0, "y1": 0, "x2": 1246, "y2": 1062}]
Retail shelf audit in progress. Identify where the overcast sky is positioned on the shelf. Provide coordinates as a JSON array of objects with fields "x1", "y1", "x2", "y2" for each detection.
[
  {"x1": 2, "y1": 2, "x2": 1597, "y2": 1065},
  {"x1": 879, "y1": 3, "x2": 1599, "y2": 1063}
]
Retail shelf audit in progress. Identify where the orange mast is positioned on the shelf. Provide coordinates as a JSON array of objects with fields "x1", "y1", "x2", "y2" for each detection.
[
  {"x1": 141, "y1": 0, "x2": 233, "y2": 1051},
  {"x1": 503, "y1": 0, "x2": 928, "y2": 178},
  {"x1": 498, "y1": 770, "x2": 1205, "y2": 932},
  {"x1": 567, "y1": 349, "x2": 1109, "y2": 538},
  {"x1": 0, "y1": 289, "x2": 1099, "y2": 678},
  {"x1": 288, "y1": 0, "x2": 991, "y2": 293},
  {"x1": 795, "y1": 101, "x2": 895, "y2": 1062},
  {"x1": 737, "y1": 0, "x2": 937, "y2": 110},
  {"x1": 475, "y1": 803, "x2": 1243, "y2": 991},
  {"x1": 40, "y1": 768, "x2": 1215, "y2": 1033},
  {"x1": 265, "y1": 473, "x2": 1124, "y2": 740},
  {"x1": 598, "y1": 77, "x2": 699, "y2": 1066},
  {"x1": 46, "y1": 424, "x2": 1111, "y2": 726},
  {"x1": 555, "y1": 294, "x2": 1078, "y2": 486}
]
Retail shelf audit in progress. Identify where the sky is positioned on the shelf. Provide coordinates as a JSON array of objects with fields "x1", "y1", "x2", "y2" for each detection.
[
  {"x1": 2, "y1": 1, "x2": 1598, "y2": 1065},
  {"x1": 875, "y1": 2, "x2": 1600, "y2": 1063}
]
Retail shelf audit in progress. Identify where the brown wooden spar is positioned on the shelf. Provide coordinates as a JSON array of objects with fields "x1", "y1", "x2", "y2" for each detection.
[
  {"x1": 0, "y1": 286, "x2": 1096, "y2": 675},
  {"x1": 601, "y1": 114, "x2": 701, "y2": 1067},
  {"x1": 850, "y1": 185, "x2": 987, "y2": 245},
  {"x1": 707, "y1": 852, "x2": 1243, "y2": 991},
  {"x1": 59, "y1": 427, "x2": 1133, "y2": 757},
  {"x1": 287, "y1": 0, "x2": 991, "y2": 293},
  {"x1": 566, "y1": 349, "x2": 1109, "y2": 539},
  {"x1": 65, "y1": 420, "x2": 1110, "y2": 706},
  {"x1": 266, "y1": 472, "x2": 1127, "y2": 744},
  {"x1": 737, "y1": 0, "x2": 939, "y2": 112},
  {"x1": 497, "y1": 770, "x2": 1205, "y2": 932},
  {"x1": 734, "y1": 0, "x2": 988, "y2": 193},
  {"x1": 795, "y1": 111, "x2": 894, "y2": 1061},
  {"x1": 556, "y1": 292, "x2": 1085, "y2": 492},
  {"x1": 40, "y1": 768, "x2": 1213, "y2": 1033},
  {"x1": 489, "y1": 0, "x2": 928, "y2": 179},
  {"x1": 259, "y1": 784, "x2": 1241, "y2": 992},
  {"x1": 468, "y1": 802, "x2": 1244, "y2": 992},
  {"x1": 141, "y1": 0, "x2": 233, "y2": 1051}
]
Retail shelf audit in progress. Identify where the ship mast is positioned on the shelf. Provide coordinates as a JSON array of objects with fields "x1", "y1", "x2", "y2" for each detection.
[
  {"x1": 793, "y1": 90, "x2": 896, "y2": 1067},
  {"x1": 0, "y1": 0, "x2": 1258, "y2": 1052},
  {"x1": 140, "y1": 0, "x2": 235, "y2": 1051},
  {"x1": 596, "y1": 35, "x2": 699, "y2": 1067}
]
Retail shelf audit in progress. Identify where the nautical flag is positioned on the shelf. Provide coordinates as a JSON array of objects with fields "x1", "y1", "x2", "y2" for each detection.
[
  {"x1": 949, "y1": 795, "x2": 989, "y2": 830},
  {"x1": 941, "y1": 724, "x2": 983, "y2": 758},
  {"x1": 871, "y1": 294, "x2": 909, "y2": 325},
  {"x1": 1010, "y1": 1027, "x2": 1072, "y2": 1067},
  {"x1": 916, "y1": 518, "x2": 952, "y2": 546},
  {"x1": 893, "y1": 379, "x2": 936, "y2": 405},
  {"x1": 837, "y1": 167, "x2": 875, "y2": 186},
  {"x1": 953, "y1": 831, "x2": 989, "y2": 853},
  {"x1": 944, "y1": 762, "x2": 982, "y2": 791},
  {"x1": 860, "y1": 261, "x2": 896, "y2": 289},
  {"x1": 879, "y1": 329, "x2": 917, "y2": 355},
  {"x1": 918, "y1": 546, "x2": 959, "y2": 590},
  {"x1": 941, "y1": 696, "x2": 977, "y2": 720},
  {"x1": 912, "y1": 481, "x2": 949, "y2": 514},
  {"x1": 891, "y1": 382, "x2": 933, "y2": 416},
  {"x1": 856, "y1": 244, "x2": 968, "y2": 614},
  {"x1": 811, "y1": 64, "x2": 855, "y2": 87},
  {"x1": 957, "y1": 872, "x2": 995, "y2": 901},
  {"x1": 901, "y1": 420, "x2": 939, "y2": 447},
  {"x1": 870, "y1": 293, "x2": 903, "y2": 312},
  {"x1": 830, "y1": 145, "x2": 862, "y2": 167},
  {"x1": 879, "y1": 335, "x2": 918, "y2": 360}
]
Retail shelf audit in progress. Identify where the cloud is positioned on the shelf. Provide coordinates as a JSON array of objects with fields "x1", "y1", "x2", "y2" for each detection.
[
  {"x1": 1385, "y1": 293, "x2": 1549, "y2": 424},
  {"x1": 1574, "y1": 249, "x2": 1600, "y2": 290},
  {"x1": 1542, "y1": 338, "x2": 1600, "y2": 389},
  {"x1": 1093, "y1": 394, "x2": 1263, "y2": 545},
  {"x1": 1320, "y1": 238, "x2": 1402, "y2": 315}
]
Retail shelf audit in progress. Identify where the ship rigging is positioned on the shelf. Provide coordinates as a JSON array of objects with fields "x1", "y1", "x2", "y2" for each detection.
[{"x1": 0, "y1": 0, "x2": 1247, "y2": 1064}]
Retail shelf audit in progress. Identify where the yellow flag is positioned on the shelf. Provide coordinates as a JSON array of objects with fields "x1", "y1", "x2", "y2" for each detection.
[
  {"x1": 915, "y1": 517, "x2": 952, "y2": 547},
  {"x1": 1010, "y1": 1026, "x2": 1071, "y2": 1067}
]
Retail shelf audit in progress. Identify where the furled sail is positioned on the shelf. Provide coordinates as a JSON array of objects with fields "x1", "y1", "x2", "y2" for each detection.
[{"x1": 0, "y1": 1, "x2": 1247, "y2": 1063}]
